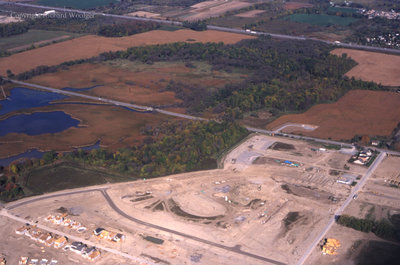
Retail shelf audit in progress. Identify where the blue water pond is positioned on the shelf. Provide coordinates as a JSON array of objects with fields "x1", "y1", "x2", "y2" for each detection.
[
  {"x1": 0, "y1": 87, "x2": 68, "y2": 116},
  {"x1": 0, "y1": 111, "x2": 80, "y2": 136}
]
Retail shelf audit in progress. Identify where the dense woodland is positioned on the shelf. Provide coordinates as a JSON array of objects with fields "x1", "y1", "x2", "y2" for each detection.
[
  {"x1": 0, "y1": 16, "x2": 159, "y2": 38},
  {"x1": 1, "y1": 121, "x2": 248, "y2": 201},
  {"x1": 0, "y1": 21, "x2": 29, "y2": 37}
]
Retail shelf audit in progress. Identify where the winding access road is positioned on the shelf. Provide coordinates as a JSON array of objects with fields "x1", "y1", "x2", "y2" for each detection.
[
  {"x1": 1, "y1": 1, "x2": 400, "y2": 55},
  {"x1": 5, "y1": 187, "x2": 286, "y2": 265}
]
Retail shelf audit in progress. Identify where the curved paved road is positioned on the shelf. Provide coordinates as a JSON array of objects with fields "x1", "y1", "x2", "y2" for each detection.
[
  {"x1": 1, "y1": 1, "x2": 400, "y2": 55},
  {"x1": 6, "y1": 187, "x2": 286, "y2": 265}
]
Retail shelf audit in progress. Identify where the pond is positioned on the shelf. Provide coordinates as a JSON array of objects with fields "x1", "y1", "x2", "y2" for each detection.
[{"x1": 0, "y1": 111, "x2": 80, "y2": 136}]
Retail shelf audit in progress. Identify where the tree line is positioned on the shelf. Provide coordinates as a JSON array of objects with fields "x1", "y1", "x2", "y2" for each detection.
[
  {"x1": 0, "y1": 21, "x2": 29, "y2": 37},
  {"x1": 337, "y1": 214, "x2": 400, "y2": 241},
  {"x1": 0, "y1": 15, "x2": 160, "y2": 39},
  {"x1": 3, "y1": 121, "x2": 248, "y2": 201}
]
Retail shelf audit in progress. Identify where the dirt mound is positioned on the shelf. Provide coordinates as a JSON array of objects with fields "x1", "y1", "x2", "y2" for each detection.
[{"x1": 172, "y1": 192, "x2": 227, "y2": 217}]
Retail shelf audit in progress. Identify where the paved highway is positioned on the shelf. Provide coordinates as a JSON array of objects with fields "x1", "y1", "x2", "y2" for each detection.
[
  {"x1": 5, "y1": 187, "x2": 286, "y2": 265},
  {"x1": 295, "y1": 151, "x2": 386, "y2": 265},
  {"x1": 0, "y1": 207, "x2": 158, "y2": 265},
  {"x1": 1, "y1": 1, "x2": 400, "y2": 55}
]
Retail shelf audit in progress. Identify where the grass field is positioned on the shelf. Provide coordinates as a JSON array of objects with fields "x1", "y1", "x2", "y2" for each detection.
[
  {"x1": 283, "y1": 13, "x2": 358, "y2": 26},
  {"x1": 36, "y1": 0, "x2": 117, "y2": 9},
  {"x1": 23, "y1": 161, "x2": 131, "y2": 195},
  {"x1": 0, "y1": 29, "x2": 254, "y2": 76},
  {"x1": 267, "y1": 90, "x2": 400, "y2": 140},
  {"x1": 331, "y1": 49, "x2": 400, "y2": 87},
  {"x1": 0, "y1": 30, "x2": 80, "y2": 51},
  {"x1": 30, "y1": 60, "x2": 247, "y2": 109}
]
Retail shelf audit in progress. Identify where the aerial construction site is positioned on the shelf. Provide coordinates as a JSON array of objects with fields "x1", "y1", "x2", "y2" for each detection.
[{"x1": 1, "y1": 134, "x2": 399, "y2": 265}]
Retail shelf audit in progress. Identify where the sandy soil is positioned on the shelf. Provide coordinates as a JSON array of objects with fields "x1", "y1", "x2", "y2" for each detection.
[
  {"x1": 0, "y1": 102, "x2": 172, "y2": 158},
  {"x1": 267, "y1": 90, "x2": 400, "y2": 140},
  {"x1": 284, "y1": 2, "x2": 313, "y2": 10},
  {"x1": 186, "y1": 1, "x2": 252, "y2": 21},
  {"x1": 3, "y1": 134, "x2": 398, "y2": 265},
  {"x1": 0, "y1": 29, "x2": 254, "y2": 75},
  {"x1": 235, "y1": 9, "x2": 266, "y2": 18},
  {"x1": 332, "y1": 48, "x2": 400, "y2": 86}
]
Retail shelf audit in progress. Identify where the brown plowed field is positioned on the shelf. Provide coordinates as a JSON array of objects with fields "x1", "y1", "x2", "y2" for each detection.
[
  {"x1": 332, "y1": 48, "x2": 400, "y2": 86},
  {"x1": 283, "y1": 2, "x2": 313, "y2": 10},
  {"x1": 0, "y1": 29, "x2": 254, "y2": 75},
  {"x1": 267, "y1": 90, "x2": 400, "y2": 140}
]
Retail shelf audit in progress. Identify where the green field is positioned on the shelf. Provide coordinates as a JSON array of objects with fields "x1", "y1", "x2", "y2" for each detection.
[
  {"x1": 36, "y1": 0, "x2": 117, "y2": 9},
  {"x1": 0, "y1": 30, "x2": 80, "y2": 51},
  {"x1": 22, "y1": 161, "x2": 132, "y2": 195},
  {"x1": 283, "y1": 14, "x2": 358, "y2": 26}
]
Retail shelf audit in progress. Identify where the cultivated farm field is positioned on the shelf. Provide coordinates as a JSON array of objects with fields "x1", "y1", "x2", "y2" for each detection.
[
  {"x1": 36, "y1": 0, "x2": 117, "y2": 9},
  {"x1": 283, "y1": 13, "x2": 358, "y2": 26},
  {"x1": 267, "y1": 90, "x2": 400, "y2": 140},
  {"x1": 0, "y1": 30, "x2": 80, "y2": 51},
  {"x1": 283, "y1": 2, "x2": 313, "y2": 10},
  {"x1": 331, "y1": 48, "x2": 400, "y2": 87},
  {"x1": 0, "y1": 29, "x2": 254, "y2": 76}
]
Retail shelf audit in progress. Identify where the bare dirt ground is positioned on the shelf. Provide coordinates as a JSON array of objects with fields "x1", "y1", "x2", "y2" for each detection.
[
  {"x1": 185, "y1": 0, "x2": 252, "y2": 21},
  {"x1": 267, "y1": 90, "x2": 400, "y2": 140},
  {"x1": 235, "y1": 9, "x2": 266, "y2": 18},
  {"x1": 283, "y1": 2, "x2": 313, "y2": 10},
  {"x1": 0, "y1": 100, "x2": 171, "y2": 158},
  {"x1": 332, "y1": 48, "x2": 400, "y2": 87},
  {"x1": 0, "y1": 29, "x2": 254, "y2": 75},
  {"x1": 126, "y1": 11, "x2": 161, "y2": 18},
  {"x1": 0, "y1": 15, "x2": 22, "y2": 23},
  {"x1": 307, "y1": 154, "x2": 400, "y2": 265},
  {"x1": 29, "y1": 60, "x2": 245, "y2": 108},
  {"x1": 2, "y1": 134, "x2": 398, "y2": 264}
]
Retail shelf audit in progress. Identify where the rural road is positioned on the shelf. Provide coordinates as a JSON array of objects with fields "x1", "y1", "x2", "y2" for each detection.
[
  {"x1": 6, "y1": 79, "x2": 206, "y2": 121},
  {"x1": 5, "y1": 187, "x2": 287, "y2": 265},
  {"x1": 0, "y1": 208, "x2": 159, "y2": 265},
  {"x1": 1, "y1": 1, "x2": 400, "y2": 55},
  {"x1": 295, "y1": 151, "x2": 387, "y2": 265}
]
